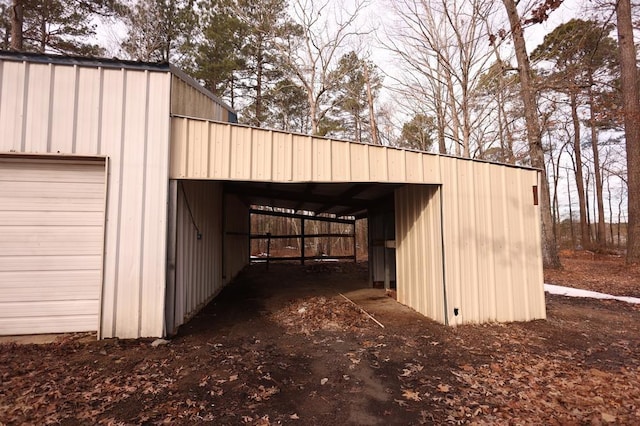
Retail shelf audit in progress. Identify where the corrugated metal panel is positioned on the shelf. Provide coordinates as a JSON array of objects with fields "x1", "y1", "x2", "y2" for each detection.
[
  {"x1": 170, "y1": 119, "x2": 447, "y2": 183},
  {"x1": 168, "y1": 118, "x2": 546, "y2": 326},
  {"x1": 223, "y1": 194, "x2": 250, "y2": 285},
  {"x1": 173, "y1": 181, "x2": 223, "y2": 329},
  {"x1": 437, "y1": 158, "x2": 546, "y2": 325},
  {"x1": 170, "y1": 74, "x2": 234, "y2": 122},
  {"x1": 0, "y1": 58, "x2": 172, "y2": 338},
  {"x1": 0, "y1": 159, "x2": 105, "y2": 335},
  {"x1": 395, "y1": 185, "x2": 445, "y2": 323}
]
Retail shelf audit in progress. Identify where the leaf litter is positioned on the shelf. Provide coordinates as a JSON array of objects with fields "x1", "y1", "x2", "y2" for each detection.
[{"x1": 1, "y1": 255, "x2": 639, "y2": 424}]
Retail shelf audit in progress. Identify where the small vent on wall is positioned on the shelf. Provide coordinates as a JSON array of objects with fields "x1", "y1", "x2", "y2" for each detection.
[{"x1": 532, "y1": 186, "x2": 539, "y2": 206}]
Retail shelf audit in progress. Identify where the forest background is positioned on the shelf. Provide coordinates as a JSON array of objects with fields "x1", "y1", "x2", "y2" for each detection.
[{"x1": 2, "y1": 0, "x2": 639, "y2": 266}]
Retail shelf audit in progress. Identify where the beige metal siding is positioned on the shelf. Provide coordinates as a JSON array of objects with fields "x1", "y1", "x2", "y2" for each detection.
[
  {"x1": 170, "y1": 119, "x2": 447, "y2": 183},
  {"x1": 173, "y1": 181, "x2": 223, "y2": 329},
  {"x1": 224, "y1": 194, "x2": 250, "y2": 285},
  {"x1": 169, "y1": 118, "x2": 546, "y2": 325},
  {"x1": 0, "y1": 159, "x2": 105, "y2": 335},
  {"x1": 438, "y1": 158, "x2": 546, "y2": 325},
  {"x1": 170, "y1": 74, "x2": 233, "y2": 122},
  {"x1": 0, "y1": 58, "x2": 172, "y2": 338},
  {"x1": 395, "y1": 185, "x2": 446, "y2": 323}
]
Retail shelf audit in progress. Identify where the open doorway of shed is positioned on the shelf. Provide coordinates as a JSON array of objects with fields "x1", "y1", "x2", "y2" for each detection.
[
  {"x1": 166, "y1": 180, "x2": 445, "y2": 335},
  {"x1": 223, "y1": 181, "x2": 401, "y2": 289}
]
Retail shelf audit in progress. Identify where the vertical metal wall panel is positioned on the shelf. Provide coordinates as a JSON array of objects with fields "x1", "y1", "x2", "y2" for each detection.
[
  {"x1": 331, "y1": 140, "x2": 351, "y2": 181},
  {"x1": 387, "y1": 149, "x2": 406, "y2": 182},
  {"x1": 292, "y1": 136, "x2": 313, "y2": 181},
  {"x1": 174, "y1": 181, "x2": 223, "y2": 329},
  {"x1": 475, "y1": 163, "x2": 497, "y2": 322},
  {"x1": 438, "y1": 157, "x2": 461, "y2": 324},
  {"x1": 350, "y1": 144, "x2": 370, "y2": 181},
  {"x1": 230, "y1": 126, "x2": 252, "y2": 180},
  {"x1": 112, "y1": 70, "x2": 148, "y2": 338},
  {"x1": 186, "y1": 118, "x2": 206, "y2": 178},
  {"x1": 456, "y1": 160, "x2": 479, "y2": 325},
  {"x1": 76, "y1": 67, "x2": 102, "y2": 154},
  {"x1": 405, "y1": 151, "x2": 423, "y2": 182},
  {"x1": 0, "y1": 61, "x2": 26, "y2": 150},
  {"x1": 24, "y1": 63, "x2": 51, "y2": 151},
  {"x1": 0, "y1": 58, "x2": 172, "y2": 338},
  {"x1": 224, "y1": 194, "x2": 250, "y2": 285},
  {"x1": 170, "y1": 74, "x2": 233, "y2": 122},
  {"x1": 272, "y1": 132, "x2": 293, "y2": 181},
  {"x1": 251, "y1": 129, "x2": 273, "y2": 181},
  {"x1": 50, "y1": 65, "x2": 77, "y2": 153},
  {"x1": 368, "y1": 147, "x2": 388, "y2": 181},
  {"x1": 395, "y1": 185, "x2": 445, "y2": 323},
  {"x1": 436, "y1": 158, "x2": 546, "y2": 325},
  {"x1": 139, "y1": 71, "x2": 172, "y2": 337},
  {"x1": 490, "y1": 166, "x2": 515, "y2": 322},
  {"x1": 211, "y1": 120, "x2": 232, "y2": 179},
  {"x1": 423, "y1": 155, "x2": 441, "y2": 183},
  {"x1": 170, "y1": 117, "x2": 188, "y2": 178},
  {"x1": 313, "y1": 137, "x2": 331, "y2": 181}
]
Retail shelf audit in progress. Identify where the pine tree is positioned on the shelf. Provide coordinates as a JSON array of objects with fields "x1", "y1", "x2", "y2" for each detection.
[
  {"x1": 120, "y1": 0, "x2": 198, "y2": 65},
  {"x1": 195, "y1": 0, "x2": 246, "y2": 103},
  {"x1": 7, "y1": 0, "x2": 122, "y2": 54}
]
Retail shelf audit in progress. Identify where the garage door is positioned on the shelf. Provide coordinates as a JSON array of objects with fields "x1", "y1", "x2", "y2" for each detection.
[{"x1": 0, "y1": 158, "x2": 106, "y2": 335}]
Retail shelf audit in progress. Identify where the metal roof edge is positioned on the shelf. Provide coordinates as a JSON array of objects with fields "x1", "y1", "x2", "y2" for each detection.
[
  {"x1": 168, "y1": 64, "x2": 236, "y2": 114},
  {"x1": 0, "y1": 51, "x2": 236, "y2": 115},
  {"x1": 0, "y1": 50, "x2": 171, "y2": 72},
  {"x1": 169, "y1": 114, "x2": 541, "y2": 173}
]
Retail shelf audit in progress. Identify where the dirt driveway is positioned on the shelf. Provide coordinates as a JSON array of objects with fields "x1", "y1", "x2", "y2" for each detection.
[{"x1": 2, "y1": 260, "x2": 640, "y2": 425}]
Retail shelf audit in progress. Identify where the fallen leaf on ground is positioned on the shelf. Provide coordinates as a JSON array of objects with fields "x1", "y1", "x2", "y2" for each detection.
[{"x1": 402, "y1": 389, "x2": 421, "y2": 401}]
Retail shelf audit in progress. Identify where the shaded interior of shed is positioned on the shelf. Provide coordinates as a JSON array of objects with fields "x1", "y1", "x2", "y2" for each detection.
[
  {"x1": 222, "y1": 181, "x2": 402, "y2": 288},
  {"x1": 223, "y1": 181, "x2": 403, "y2": 219}
]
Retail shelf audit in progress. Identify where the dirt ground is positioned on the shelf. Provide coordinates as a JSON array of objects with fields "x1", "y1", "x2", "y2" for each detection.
[{"x1": 1, "y1": 254, "x2": 640, "y2": 425}]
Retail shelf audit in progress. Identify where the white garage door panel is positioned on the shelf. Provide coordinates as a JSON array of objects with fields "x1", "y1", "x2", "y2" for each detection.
[
  {"x1": 0, "y1": 161, "x2": 105, "y2": 183},
  {"x1": 1, "y1": 182, "x2": 106, "y2": 198},
  {"x1": 0, "y1": 271, "x2": 101, "y2": 302},
  {"x1": 0, "y1": 196, "x2": 104, "y2": 211},
  {"x1": 0, "y1": 227, "x2": 103, "y2": 256},
  {"x1": 0, "y1": 159, "x2": 105, "y2": 335},
  {"x1": 0, "y1": 211, "x2": 105, "y2": 226},
  {"x1": 0, "y1": 316, "x2": 98, "y2": 335},
  {"x1": 1, "y1": 300, "x2": 99, "y2": 317},
  {"x1": 0, "y1": 255, "x2": 102, "y2": 271}
]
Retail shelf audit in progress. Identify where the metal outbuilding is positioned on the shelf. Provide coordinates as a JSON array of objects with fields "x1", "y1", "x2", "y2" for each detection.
[{"x1": 0, "y1": 52, "x2": 546, "y2": 339}]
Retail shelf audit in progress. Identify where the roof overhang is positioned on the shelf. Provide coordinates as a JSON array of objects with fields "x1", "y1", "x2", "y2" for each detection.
[{"x1": 223, "y1": 181, "x2": 401, "y2": 218}]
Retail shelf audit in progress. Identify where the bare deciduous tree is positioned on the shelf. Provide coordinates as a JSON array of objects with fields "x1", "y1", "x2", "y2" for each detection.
[
  {"x1": 385, "y1": 0, "x2": 498, "y2": 158},
  {"x1": 501, "y1": 0, "x2": 561, "y2": 268},
  {"x1": 281, "y1": 0, "x2": 370, "y2": 135},
  {"x1": 615, "y1": 0, "x2": 640, "y2": 263}
]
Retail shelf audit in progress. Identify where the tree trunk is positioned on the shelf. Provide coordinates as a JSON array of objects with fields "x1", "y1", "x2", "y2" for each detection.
[
  {"x1": 490, "y1": 46, "x2": 515, "y2": 163},
  {"x1": 255, "y1": 43, "x2": 264, "y2": 127},
  {"x1": 501, "y1": 0, "x2": 561, "y2": 268},
  {"x1": 446, "y1": 77, "x2": 462, "y2": 156},
  {"x1": 607, "y1": 176, "x2": 614, "y2": 246},
  {"x1": 588, "y1": 87, "x2": 606, "y2": 247},
  {"x1": 615, "y1": 0, "x2": 640, "y2": 263},
  {"x1": 364, "y1": 64, "x2": 380, "y2": 145},
  {"x1": 309, "y1": 93, "x2": 319, "y2": 135},
  {"x1": 567, "y1": 168, "x2": 575, "y2": 248},
  {"x1": 570, "y1": 92, "x2": 589, "y2": 248},
  {"x1": 10, "y1": 0, "x2": 23, "y2": 51}
]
